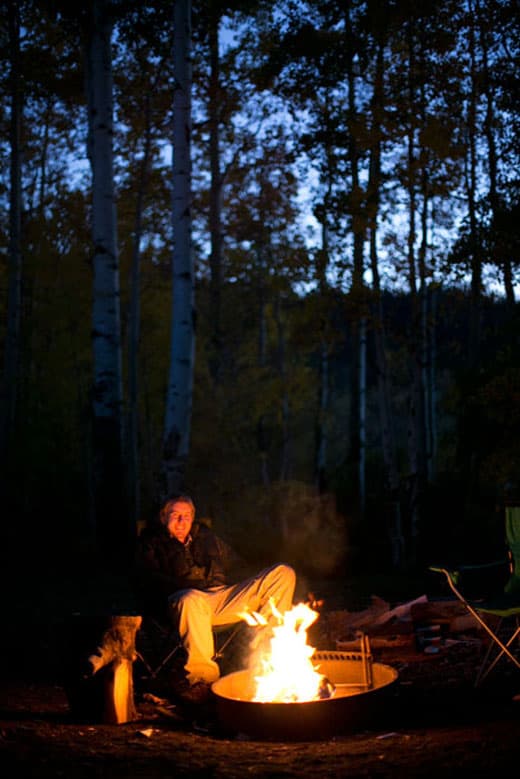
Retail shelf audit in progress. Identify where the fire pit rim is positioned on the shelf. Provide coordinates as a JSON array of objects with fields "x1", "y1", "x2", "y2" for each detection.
[{"x1": 211, "y1": 650, "x2": 399, "y2": 740}]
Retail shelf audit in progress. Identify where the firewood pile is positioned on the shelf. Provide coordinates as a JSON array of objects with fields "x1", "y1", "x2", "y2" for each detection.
[{"x1": 314, "y1": 595, "x2": 483, "y2": 656}]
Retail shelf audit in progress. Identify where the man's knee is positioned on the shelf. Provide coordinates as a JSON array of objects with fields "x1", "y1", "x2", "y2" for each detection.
[
  {"x1": 272, "y1": 563, "x2": 296, "y2": 589},
  {"x1": 260, "y1": 563, "x2": 296, "y2": 607},
  {"x1": 169, "y1": 588, "x2": 210, "y2": 617}
]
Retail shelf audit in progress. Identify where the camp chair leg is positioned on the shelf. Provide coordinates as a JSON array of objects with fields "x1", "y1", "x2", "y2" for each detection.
[
  {"x1": 475, "y1": 619, "x2": 503, "y2": 687},
  {"x1": 135, "y1": 642, "x2": 183, "y2": 680},
  {"x1": 137, "y1": 621, "x2": 243, "y2": 680},
  {"x1": 438, "y1": 569, "x2": 520, "y2": 683},
  {"x1": 213, "y1": 623, "x2": 243, "y2": 660},
  {"x1": 135, "y1": 618, "x2": 184, "y2": 680},
  {"x1": 135, "y1": 650, "x2": 156, "y2": 678},
  {"x1": 150, "y1": 643, "x2": 183, "y2": 678},
  {"x1": 475, "y1": 620, "x2": 520, "y2": 687}
]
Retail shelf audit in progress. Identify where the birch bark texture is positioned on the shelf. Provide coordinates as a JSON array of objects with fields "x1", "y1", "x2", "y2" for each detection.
[
  {"x1": 161, "y1": 0, "x2": 195, "y2": 498},
  {"x1": 86, "y1": 0, "x2": 122, "y2": 424},
  {"x1": 84, "y1": 0, "x2": 125, "y2": 558}
]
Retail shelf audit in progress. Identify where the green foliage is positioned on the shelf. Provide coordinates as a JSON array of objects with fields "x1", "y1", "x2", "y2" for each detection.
[{"x1": 2, "y1": 0, "x2": 519, "y2": 579}]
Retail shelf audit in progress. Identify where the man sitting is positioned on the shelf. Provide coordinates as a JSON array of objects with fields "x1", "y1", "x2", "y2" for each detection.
[{"x1": 136, "y1": 494, "x2": 296, "y2": 704}]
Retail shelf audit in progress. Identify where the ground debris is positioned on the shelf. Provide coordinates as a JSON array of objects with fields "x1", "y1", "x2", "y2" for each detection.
[{"x1": 319, "y1": 594, "x2": 484, "y2": 658}]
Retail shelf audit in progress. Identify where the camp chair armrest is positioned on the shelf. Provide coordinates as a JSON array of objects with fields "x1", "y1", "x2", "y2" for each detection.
[
  {"x1": 429, "y1": 558, "x2": 507, "y2": 573},
  {"x1": 429, "y1": 560, "x2": 506, "y2": 589},
  {"x1": 456, "y1": 560, "x2": 506, "y2": 572},
  {"x1": 430, "y1": 560, "x2": 505, "y2": 576},
  {"x1": 429, "y1": 565, "x2": 459, "y2": 586}
]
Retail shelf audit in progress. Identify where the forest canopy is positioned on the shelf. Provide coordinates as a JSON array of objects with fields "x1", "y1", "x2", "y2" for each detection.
[{"x1": 1, "y1": 0, "x2": 519, "y2": 584}]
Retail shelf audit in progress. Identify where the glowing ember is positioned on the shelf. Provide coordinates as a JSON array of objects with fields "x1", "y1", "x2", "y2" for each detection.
[{"x1": 239, "y1": 599, "x2": 332, "y2": 703}]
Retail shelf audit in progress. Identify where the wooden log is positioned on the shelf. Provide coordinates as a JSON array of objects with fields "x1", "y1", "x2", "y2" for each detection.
[
  {"x1": 63, "y1": 614, "x2": 142, "y2": 725},
  {"x1": 89, "y1": 615, "x2": 142, "y2": 724},
  {"x1": 410, "y1": 601, "x2": 482, "y2": 633}
]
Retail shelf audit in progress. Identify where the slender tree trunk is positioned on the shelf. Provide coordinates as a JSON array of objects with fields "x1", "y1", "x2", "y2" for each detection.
[
  {"x1": 274, "y1": 295, "x2": 291, "y2": 482},
  {"x1": 256, "y1": 244, "x2": 270, "y2": 488},
  {"x1": 208, "y1": 13, "x2": 223, "y2": 384},
  {"x1": 358, "y1": 317, "x2": 367, "y2": 515},
  {"x1": 477, "y1": 0, "x2": 514, "y2": 307},
  {"x1": 428, "y1": 285, "x2": 437, "y2": 475},
  {"x1": 405, "y1": 17, "x2": 420, "y2": 566},
  {"x1": 417, "y1": 45, "x2": 433, "y2": 484},
  {"x1": 368, "y1": 33, "x2": 403, "y2": 568},
  {"x1": 466, "y1": 0, "x2": 482, "y2": 368},
  {"x1": 418, "y1": 181, "x2": 432, "y2": 481},
  {"x1": 84, "y1": 0, "x2": 126, "y2": 565},
  {"x1": 127, "y1": 92, "x2": 153, "y2": 528},
  {"x1": 161, "y1": 0, "x2": 194, "y2": 499},
  {"x1": 346, "y1": 0, "x2": 367, "y2": 519},
  {"x1": 2, "y1": 0, "x2": 23, "y2": 474},
  {"x1": 34, "y1": 101, "x2": 51, "y2": 223},
  {"x1": 314, "y1": 211, "x2": 330, "y2": 494}
]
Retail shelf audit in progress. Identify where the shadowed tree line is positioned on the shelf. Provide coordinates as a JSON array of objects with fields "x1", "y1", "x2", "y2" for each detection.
[{"x1": 0, "y1": 0, "x2": 519, "y2": 590}]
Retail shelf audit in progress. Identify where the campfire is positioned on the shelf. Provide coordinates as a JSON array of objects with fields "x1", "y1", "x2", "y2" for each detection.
[
  {"x1": 238, "y1": 599, "x2": 332, "y2": 703},
  {"x1": 212, "y1": 599, "x2": 399, "y2": 740}
]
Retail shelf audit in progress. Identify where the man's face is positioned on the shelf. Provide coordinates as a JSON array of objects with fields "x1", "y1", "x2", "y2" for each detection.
[{"x1": 164, "y1": 500, "x2": 195, "y2": 543}]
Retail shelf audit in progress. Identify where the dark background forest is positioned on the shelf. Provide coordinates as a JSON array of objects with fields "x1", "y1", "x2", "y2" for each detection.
[{"x1": 1, "y1": 0, "x2": 519, "y2": 615}]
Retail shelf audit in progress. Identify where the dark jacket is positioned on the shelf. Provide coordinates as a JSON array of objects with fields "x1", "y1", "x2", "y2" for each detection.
[{"x1": 136, "y1": 522, "x2": 239, "y2": 606}]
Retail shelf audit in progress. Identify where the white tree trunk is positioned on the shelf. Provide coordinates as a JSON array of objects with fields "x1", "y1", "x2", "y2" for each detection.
[
  {"x1": 161, "y1": 0, "x2": 194, "y2": 498},
  {"x1": 85, "y1": 0, "x2": 125, "y2": 558},
  {"x1": 86, "y1": 0, "x2": 122, "y2": 425}
]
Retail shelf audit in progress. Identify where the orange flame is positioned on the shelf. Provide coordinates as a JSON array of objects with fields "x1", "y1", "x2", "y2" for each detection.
[{"x1": 239, "y1": 599, "x2": 329, "y2": 702}]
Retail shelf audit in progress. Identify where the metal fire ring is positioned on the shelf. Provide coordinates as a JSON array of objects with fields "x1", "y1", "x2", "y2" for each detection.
[{"x1": 211, "y1": 650, "x2": 399, "y2": 741}]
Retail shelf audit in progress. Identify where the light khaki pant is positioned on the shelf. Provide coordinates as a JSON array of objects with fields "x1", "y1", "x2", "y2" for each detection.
[{"x1": 169, "y1": 563, "x2": 296, "y2": 684}]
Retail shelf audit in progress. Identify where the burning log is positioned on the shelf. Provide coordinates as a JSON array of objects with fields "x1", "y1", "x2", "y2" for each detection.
[
  {"x1": 63, "y1": 614, "x2": 142, "y2": 725},
  {"x1": 317, "y1": 676, "x2": 335, "y2": 699}
]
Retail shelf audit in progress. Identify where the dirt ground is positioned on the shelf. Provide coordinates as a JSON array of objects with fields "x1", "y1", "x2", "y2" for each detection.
[{"x1": 1, "y1": 618, "x2": 520, "y2": 778}]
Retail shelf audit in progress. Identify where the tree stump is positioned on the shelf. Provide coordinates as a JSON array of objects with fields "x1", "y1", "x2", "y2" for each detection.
[{"x1": 63, "y1": 614, "x2": 142, "y2": 724}]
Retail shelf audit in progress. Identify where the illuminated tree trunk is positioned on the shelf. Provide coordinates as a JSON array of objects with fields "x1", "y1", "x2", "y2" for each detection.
[
  {"x1": 85, "y1": 0, "x2": 126, "y2": 562},
  {"x1": 161, "y1": 0, "x2": 194, "y2": 498}
]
